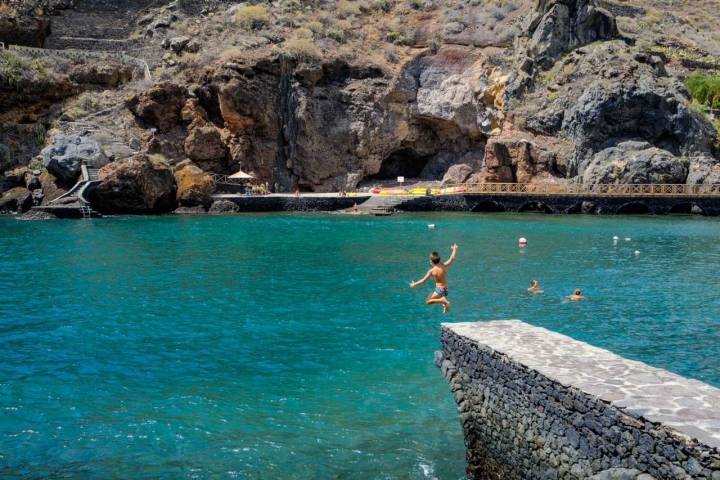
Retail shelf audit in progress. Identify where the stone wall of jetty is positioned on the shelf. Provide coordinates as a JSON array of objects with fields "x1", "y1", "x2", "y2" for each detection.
[{"x1": 436, "y1": 321, "x2": 720, "y2": 480}]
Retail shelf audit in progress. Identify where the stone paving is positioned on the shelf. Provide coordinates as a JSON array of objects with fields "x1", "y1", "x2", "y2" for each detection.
[{"x1": 445, "y1": 320, "x2": 720, "y2": 449}]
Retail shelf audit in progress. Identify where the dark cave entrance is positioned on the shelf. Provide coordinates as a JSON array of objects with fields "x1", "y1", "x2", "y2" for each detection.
[
  {"x1": 668, "y1": 203, "x2": 705, "y2": 215},
  {"x1": 371, "y1": 148, "x2": 432, "y2": 180},
  {"x1": 472, "y1": 201, "x2": 506, "y2": 212},
  {"x1": 616, "y1": 203, "x2": 653, "y2": 215},
  {"x1": 518, "y1": 201, "x2": 555, "y2": 214}
]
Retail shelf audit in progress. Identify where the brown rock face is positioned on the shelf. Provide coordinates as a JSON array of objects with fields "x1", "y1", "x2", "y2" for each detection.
[
  {"x1": 0, "y1": 187, "x2": 33, "y2": 213},
  {"x1": 471, "y1": 135, "x2": 567, "y2": 184},
  {"x1": 127, "y1": 83, "x2": 186, "y2": 132},
  {"x1": 174, "y1": 160, "x2": 216, "y2": 207},
  {"x1": 69, "y1": 63, "x2": 135, "y2": 89},
  {"x1": 88, "y1": 154, "x2": 176, "y2": 213},
  {"x1": 2, "y1": 166, "x2": 30, "y2": 191},
  {"x1": 181, "y1": 98, "x2": 209, "y2": 128},
  {"x1": 38, "y1": 170, "x2": 67, "y2": 205},
  {"x1": 184, "y1": 125, "x2": 227, "y2": 169},
  {"x1": 441, "y1": 164, "x2": 474, "y2": 185}
]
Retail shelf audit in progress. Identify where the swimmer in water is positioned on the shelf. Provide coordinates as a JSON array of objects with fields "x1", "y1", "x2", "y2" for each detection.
[
  {"x1": 528, "y1": 279, "x2": 543, "y2": 293},
  {"x1": 569, "y1": 288, "x2": 585, "y2": 301},
  {"x1": 410, "y1": 244, "x2": 458, "y2": 314}
]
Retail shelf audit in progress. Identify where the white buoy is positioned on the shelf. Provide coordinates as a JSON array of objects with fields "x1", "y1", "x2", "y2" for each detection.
[
  {"x1": 634, "y1": 250, "x2": 640, "y2": 256},
  {"x1": 519, "y1": 237, "x2": 527, "y2": 247},
  {"x1": 625, "y1": 237, "x2": 631, "y2": 242},
  {"x1": 612, "y1": 236, "x2": 619, "y2": 241},
  {"x1": 427, "y1": 224, "x2": 435, "y2": 229}
]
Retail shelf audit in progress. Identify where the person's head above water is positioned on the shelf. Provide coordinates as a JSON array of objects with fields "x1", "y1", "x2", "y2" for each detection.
[
  {"x1": 530, "y1": 280, "x2": 538, "y2": 287},
  {"x1": 574, "y1": 288, "x2": 582, "y2": 295},
  {"x1": 430, "y1": 251, "x2": 441, "y2": 265}
]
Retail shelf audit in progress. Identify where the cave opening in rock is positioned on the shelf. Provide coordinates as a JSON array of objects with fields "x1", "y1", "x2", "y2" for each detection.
[
  {"x1": 668, "y1": 203, "x2": 705, "y2": 215},
  {"x1": 472, "y1": 200, "x2": 506, "y2": 212},
  {"x1": 371, "y1": 148, "x2": 433, "y2": 180},
  {"x1": 616, "y1": 202, "x2": 653, "y2": 215},
  {"x1": 518, "y1": 201, "x2": 554, "y2": 214}
]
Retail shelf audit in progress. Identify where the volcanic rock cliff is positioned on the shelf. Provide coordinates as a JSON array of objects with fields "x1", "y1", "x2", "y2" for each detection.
[{"x1": 1, "y1": 0, "x2": 719, "y2": 213}]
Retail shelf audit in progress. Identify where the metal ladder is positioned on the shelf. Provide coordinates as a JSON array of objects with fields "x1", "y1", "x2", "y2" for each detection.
[{"x1": 80, "y1": 205, "x2": 93, "y2": 218}]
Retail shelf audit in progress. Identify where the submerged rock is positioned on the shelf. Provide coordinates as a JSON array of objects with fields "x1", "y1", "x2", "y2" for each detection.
[
  {"x1": 173, "y1": 205, "x2": 207, "y2": 214},
  {"x1": 208, "y1": 199, "x2": 240, "y2": 213},
  {"x1": 19, "y1": 209, "x2": 57, "y2": 220},
  {"x1": 88, "y1": 154, "x2": 177, "y2": 214}
]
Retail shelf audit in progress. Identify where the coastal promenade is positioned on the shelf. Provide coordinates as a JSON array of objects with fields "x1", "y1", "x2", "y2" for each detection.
[
  {"x1": 392, "y1": 183, "x2": 720, "y2": 215},
  {"x1": 212, "y1": 193, "x2": 368, "y2": 212},
  {"x1": 437, "y1": 320, "x2": 720, "y2": 479}
]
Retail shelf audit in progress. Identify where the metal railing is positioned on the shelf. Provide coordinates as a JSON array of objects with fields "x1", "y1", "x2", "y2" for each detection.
[
  {"x1": 211, "y1": 174, "x2": 247, "y2": 185},
  {"x1": 432, "y1": 183, "x2": 720, "y2": 197}
]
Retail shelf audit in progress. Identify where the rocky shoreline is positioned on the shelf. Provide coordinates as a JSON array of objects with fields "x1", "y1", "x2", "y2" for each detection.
[{"x1": 2, "y1": 0, "x2": 720, "y2": 217}]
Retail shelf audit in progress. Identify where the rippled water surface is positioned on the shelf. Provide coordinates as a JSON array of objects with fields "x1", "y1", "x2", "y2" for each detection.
[{"x1": 1, "y1": 213, "x2": 719, "y2": 478}]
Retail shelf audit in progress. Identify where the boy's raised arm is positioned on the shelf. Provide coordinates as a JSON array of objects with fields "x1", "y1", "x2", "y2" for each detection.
[
  {"x1": 410, "y1": 269, "x2": 432, "y2": 288},
  {"x1": 444, "y1": 244, "x2": 458, "y2": 267}
]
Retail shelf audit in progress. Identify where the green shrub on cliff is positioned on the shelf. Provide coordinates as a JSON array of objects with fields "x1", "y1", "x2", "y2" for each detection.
[
  {"x1": 326, "y1": 25, "x2": 346, "y2": 43},
  {"x1": 686, "y1": 74, "x2": 720, "y2": 110},
  {"x1": 0, "y1": 50, "x2": 23, "y2": 90},
  {"x1": 282, "y1": 38, "x2": 320, "y2": 60},
  {"x1": 234, "y1": 4, "x2": 270, "y2": 30}
]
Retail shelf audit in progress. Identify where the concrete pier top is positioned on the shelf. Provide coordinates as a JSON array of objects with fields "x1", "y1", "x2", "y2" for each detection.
[{"x1": 444, "y1": 320, "x2": 720, "y2": 449}]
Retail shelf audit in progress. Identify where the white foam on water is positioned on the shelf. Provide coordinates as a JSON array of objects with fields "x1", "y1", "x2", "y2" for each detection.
[{"x1": 419, "y1": 461, "x2": 438, "y2": 480}]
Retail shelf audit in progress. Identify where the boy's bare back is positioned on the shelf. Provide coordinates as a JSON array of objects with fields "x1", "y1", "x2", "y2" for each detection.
[{"x1": 429, "y1": 264, "x2": 448, "y2": 287}]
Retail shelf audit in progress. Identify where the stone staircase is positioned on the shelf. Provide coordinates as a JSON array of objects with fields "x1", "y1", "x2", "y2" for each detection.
[
  {"x1": 30, "y1": 163, "x2": 102, "y2": 218},
  {"x1": 44, "y1": 0, "x2": 161, "y2": 51}
]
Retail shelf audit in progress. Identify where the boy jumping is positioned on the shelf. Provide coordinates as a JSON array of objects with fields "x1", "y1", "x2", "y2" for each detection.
[{"x1": 410, "y1": 244, "x2": 458, "y2": 313}]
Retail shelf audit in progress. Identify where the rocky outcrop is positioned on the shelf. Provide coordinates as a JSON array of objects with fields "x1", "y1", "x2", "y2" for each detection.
[
  {"x1": 88, "y1": 154, "x2": 176, "y2": 214},
  {"x1": 0, "y1": 186, "x2": 33, "y2": 213},
  {"x1": 173, "y1": 205, "x2": 206, "y2": 214},
  {"x1": 69, "y1": 63, "x2": 135, "y2": 89},
  {"x1": 582, "y1": 141, "x2": 689, "y2": 185},
  {"x1": 40, "y1": 134, "x2": 108, "y2": 182},
  {"x1": 198, "y1": 48, "x2": 498, "y2": 191},
  {"x1": 687, "y1": 156, "x2": 720, "y2": 185},
  {"x1": 38, "y1": 170, "x2": 66, "y2": 204},
  {"x1": 3, "y1": 0, "x2": 719, "y2": 203},
  {"x1": 174, "y1": 160, "x2": 215, "y2": 207},
  {"x1": 505, "y1": 0, "x2": 620, "y2": 98},
  {"x1": 526, "y1": 0, "x2": 619, "y2": 69},
  {"x1": 518, "y1": 41, "x2": 717, "y2": 181},
  {"x1": 183, "y1": 125, "x2": 227, "y2": 169},
  {"x1": 470, "y1": 134, "x2": 568, "y2": 184},
  {"x1": 127, "y1": 82, "x2": 186, "y2": 132},
  {"x1": 441, "y1": 164, "x2": 473, "y2": 185}
]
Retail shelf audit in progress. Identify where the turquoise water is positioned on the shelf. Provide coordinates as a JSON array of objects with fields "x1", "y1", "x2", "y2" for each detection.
[{"x1": 1, "y1": 213, "x2": 719, "y2": 479}]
